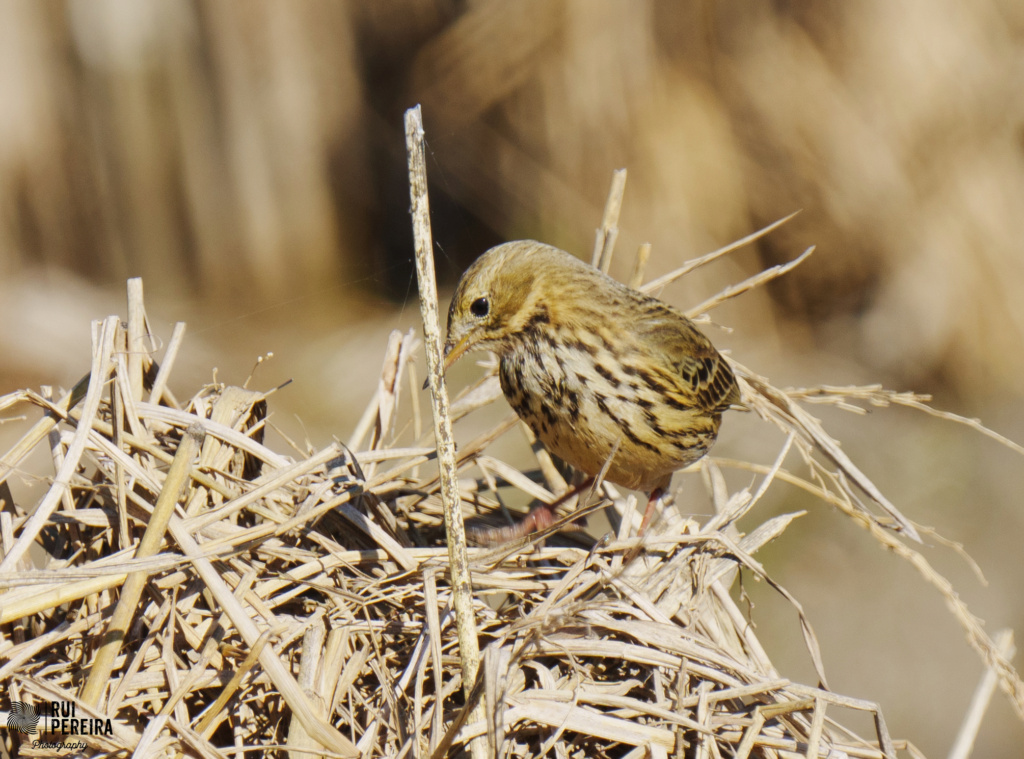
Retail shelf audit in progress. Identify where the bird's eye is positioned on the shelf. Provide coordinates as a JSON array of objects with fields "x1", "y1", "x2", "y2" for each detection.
[{"x1": 469, "y1": 297, "x2": 490, "y2": 318}]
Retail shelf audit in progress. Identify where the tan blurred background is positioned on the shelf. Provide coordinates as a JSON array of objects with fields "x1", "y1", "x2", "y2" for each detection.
[{"x1": 1, "y1": 0, "x2": 1022, "y2": 753}]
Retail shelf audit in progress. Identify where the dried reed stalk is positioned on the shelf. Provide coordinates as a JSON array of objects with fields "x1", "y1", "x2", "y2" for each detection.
[{"x1": 406, "y1": 104, "x2": 488, "y2": 759}]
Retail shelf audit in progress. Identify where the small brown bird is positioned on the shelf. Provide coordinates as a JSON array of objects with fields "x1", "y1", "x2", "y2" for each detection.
[{"x1": 443, "y1": 240, "x2": 739, "y2": 542}]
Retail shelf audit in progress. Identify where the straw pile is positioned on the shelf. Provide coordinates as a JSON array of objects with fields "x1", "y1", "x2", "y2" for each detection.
[{"x1": 1, "y1": 140, "x2": 1022, "y2": 759}]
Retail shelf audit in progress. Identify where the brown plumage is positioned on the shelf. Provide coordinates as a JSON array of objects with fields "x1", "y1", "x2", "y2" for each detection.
[{"x1": 443, "y1": 240, "x2": 739, "y2": 541}]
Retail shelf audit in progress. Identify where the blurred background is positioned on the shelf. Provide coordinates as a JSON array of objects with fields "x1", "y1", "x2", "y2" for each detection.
[{"x1": 1, "y1": 0, "x2": 1022, "y2": 753}]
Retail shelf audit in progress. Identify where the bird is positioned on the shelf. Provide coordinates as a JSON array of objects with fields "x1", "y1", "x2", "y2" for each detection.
[{"x1": 442, "y1": 240, "x2": 739, "y2": 546}]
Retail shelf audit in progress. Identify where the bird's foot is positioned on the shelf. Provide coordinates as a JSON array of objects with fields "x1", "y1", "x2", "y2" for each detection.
[{"x1": 468, "y1": 479, "x2": 594, "y2": 545}]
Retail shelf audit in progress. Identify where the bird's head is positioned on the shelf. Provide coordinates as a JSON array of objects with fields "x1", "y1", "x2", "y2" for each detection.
[{"x1": 443, "y1": 240, "x2": 563, "y2": 372}]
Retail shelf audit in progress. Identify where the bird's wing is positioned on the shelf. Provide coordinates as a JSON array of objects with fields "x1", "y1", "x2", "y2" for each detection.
[{"x1": 635, "y1": 300, "x2": 739, "y2": 413}]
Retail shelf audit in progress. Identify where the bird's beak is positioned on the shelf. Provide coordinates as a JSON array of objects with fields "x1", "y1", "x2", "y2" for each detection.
[
  {"x1": 423, "y1": 336, "x2": 473, "y2": 391},
  {"x1": 442, "y1": 336, "x2": 473, "y2": 374}
]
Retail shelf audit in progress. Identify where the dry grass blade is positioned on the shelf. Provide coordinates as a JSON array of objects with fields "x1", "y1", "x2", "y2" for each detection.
[
  {"x1": 725, "y1": 375, "x2": 1024, "y2": 718},
  {"x1": 736, "y1": 367, "x2": 922, "y2": 542},
  {"x1": 641, "y1": 210, "x2": 801, "y2": 295},
  {"x1": 592, "y1": 167, "x2": 627, "y2": 273},
  {"x1": 80, "y1": 423, "x2": 205, "y2": 707},
  {"x1": 628, "y1": 242, "x2": 652, "y2": 290},
  {"x1": 685, "y1": 246, "x2": 815, "y2": 318},
  {"x1": 0, "y1": 317, "x2": 118, "y2": 572},
  {"x1": 949, "y1": 630, "x2": 1016, "y2": 759},
  {"x1": 790, "y1": 385, "x2": 1024, "y2": 459}
]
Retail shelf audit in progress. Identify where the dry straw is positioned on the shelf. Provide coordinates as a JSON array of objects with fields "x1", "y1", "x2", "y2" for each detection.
[{"x1": 0, "y1": 110, "x2": 1020, "y2": 758}]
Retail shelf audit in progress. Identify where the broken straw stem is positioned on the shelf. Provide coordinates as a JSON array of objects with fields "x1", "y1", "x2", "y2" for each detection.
[{"x1": 404, "y1": 105, "x2": 487, "y2": 756}]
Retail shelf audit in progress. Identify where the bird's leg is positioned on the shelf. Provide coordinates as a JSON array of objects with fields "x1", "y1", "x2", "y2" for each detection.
[
  {"x1": 624, "y1": 483, "x2": 671, "y2": 562},
  {"x1": 469, "y1": 476, "x2": 595, "y2": 545},
  {"x1": 637, "y1": 486, "x2": 666, "y2": 537}
]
